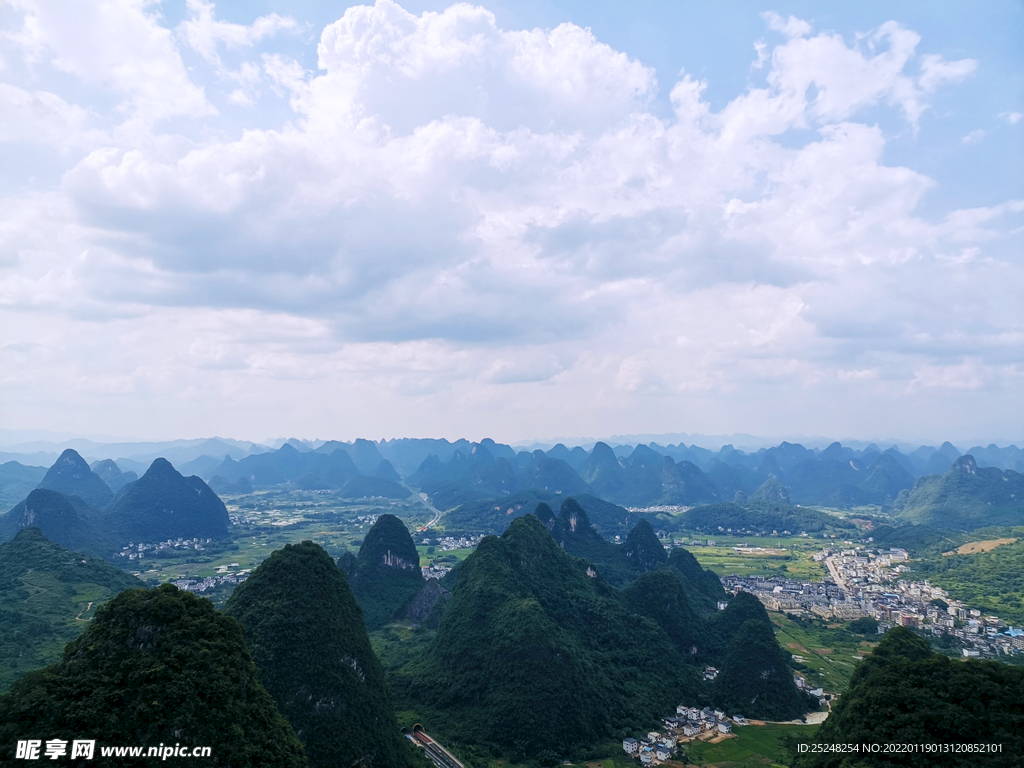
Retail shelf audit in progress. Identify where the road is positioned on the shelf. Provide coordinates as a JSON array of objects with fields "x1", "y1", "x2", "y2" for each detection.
[
  {"x1": 824, "y1": 555, "x2": 849, "y2": 592},
  {"x1": 409, "y1": 727, "x2": 465, "y2": 768},
  {"x1": 417, "y1": 493, "x2": 444, "y2": 531}
]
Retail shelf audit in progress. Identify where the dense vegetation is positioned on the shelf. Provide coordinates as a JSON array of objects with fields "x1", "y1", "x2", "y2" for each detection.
[
  {"x1": 105, "y1": 458, "x2": 230, "y2": 543},
  {"x1": 666, "y1": 546, "x2": 728, "y2": 611},
  {"x1": 714, "y1": 618, "x2": 818, "y2": 719},
  {"x1": 680, "y1": 501, "x2": 855, "y2": 534},
  {"x1": 391, "y1": 513, "x2": 812, "y2": 763},
  {"x1": 533, "y1": 498, "x2": 638, "y2": 585},
  {"x1": 347, "y1": 514, "x2": 426, "y2": 629},
  {"x1": 0, "y1": 489, "x2": 107, "y2": 556},
  {"x1": 788, "y1": 627, "x2": 1024, "y2": 767},
  {"x1": 0, "y1": 528, "x2": 143, "y2": 691},
  {"x1": 899, "y1": 456, "x2": 1024, "y2": 530},
  {"x1": 36, "y1": 449, "x2": 113, "y2": 508},
  {"x1": 0, "y1": 584, "x2": 306, "y2": 767},
  {"x1": 868, "y1": 523, "x2": 965, "y2": 556},
  {"x1": 444, "y1": 490, "x2": 634, "y2": 536},
  {"x1": 914, "y1": 537, "x2": 1024, "y2": 624},
  {"x1": 223, "y1": 541, "x2": 418, "y2": 768},
  {"x1": 398, "y1": 515, "x2": 702, "y2": 763}
]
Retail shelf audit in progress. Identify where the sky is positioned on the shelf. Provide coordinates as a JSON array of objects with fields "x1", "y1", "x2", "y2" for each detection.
[{"x1": 1, "y1": 0, "x2": 1022, "y2": 446}]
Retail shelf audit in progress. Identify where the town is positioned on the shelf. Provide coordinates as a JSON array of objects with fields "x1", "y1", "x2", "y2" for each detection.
[
  {"x1": 114, "y1": 536, "x2": 213, "y2": 560},
  {"x1": 622, "y1": 700, "x2": 743, "y2": 765},
  {"x1": 419, "y1": 534, "x2": 486, "y2": 580},
  {"x1": 723, "y1": 546, "x2": 1024, "y2": 660}
]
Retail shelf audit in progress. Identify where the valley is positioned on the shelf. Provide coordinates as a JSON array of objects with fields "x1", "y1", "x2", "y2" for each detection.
[{"x1": 1, "y1": 435, "x2": 1022, "y2": 767}]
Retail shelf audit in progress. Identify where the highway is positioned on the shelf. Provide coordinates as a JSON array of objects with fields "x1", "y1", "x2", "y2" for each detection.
[
  {"x1": 417, "y1": 493, "x2": 445, "y2": 531},
  {"x1": 409, "y1": 726, "x2": 465, "y2": 768}
]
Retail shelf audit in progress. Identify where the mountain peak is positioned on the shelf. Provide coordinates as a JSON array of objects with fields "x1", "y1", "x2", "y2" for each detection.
[
  {"x1": 560, "y1": 497, "x2": 593, "y2": 533},
  {"x1": 224, "y1": 541, "x2": 414, "y2": 768},
  {"x1": 105, "y1": 458, "x2": 229, "y2": 544},
  {"x1": 38, "y1": 449, "x2": 113, "y2": 508},
  {"x1": 623, "y1": 517, "x2": 667, "y2": 571},
  {"x1": 143, "y1": 457, "x2": 179, "y2": 478},
  {"x1": 352, "y1": 515, "x2": 424, "y2": 629},
  {"x1": 950, "y1": 454, "x2": 978, "y2": 474}
]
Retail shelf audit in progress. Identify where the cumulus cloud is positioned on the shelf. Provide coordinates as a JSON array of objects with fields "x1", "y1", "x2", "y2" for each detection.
[
  {"x1": 178, "y1": 0, "x2": 299, "y2": 66},
  {"x1": 0, "y1": 1, "x2": 1019, "y2": 440},
  {"x1": 7, "y1": 0, "x2": 215, "y2": 130},
  {"x1": 0, "y1": 84, "x2": 96, "y2": 148}
]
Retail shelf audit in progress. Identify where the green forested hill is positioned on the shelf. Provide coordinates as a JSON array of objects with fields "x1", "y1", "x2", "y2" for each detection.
[
  {"x1": 899, "y1": 455, "x2": 1024, "y2": 530},
  {"x1": 789, "y1": 627, "x2": 1024, "y2": 768},
  {"x1": 223, "y1": 541, "x2": 417, "y2": 768},
  {"x1": 680, "y1": 501, "x2": 856, "y2": 534},
  {"x1": 0, "y1": 584, "x2": 306, "y2": 767},
  {"x1": 394, "y1": 513, "x2": 813, "y2": 762},
  {"x1": 398, "y1": 515, "x2": 702, "y2": 763},
  {"x1": 534, "y1": 498, "x2": 635, "y2": 585},
  {"x1": 714, "y1": 618, "x2": 817, "y2": 720},
  {"x1": 0, "y1": 528, "x2": 143, "y2": 691},
  {"x1": 105, "y1": 458, "x2": 230, "y2": 543},
  {"x1": 36, "y1": 449, "x2": 113, "y2": 509},
  {"x1": 914, "y1": 537, "x2": 1024, "y2": 624},
  {"x1": 349, "y1": 514, "x2": 425, "y2": 629},
  {"x1": 706, "y1": 592, "x2": 815, "y2": 718},
  {"x1": 623, "y1": 517, "x2": 668, "y2": 571},
  {"x1": 621, "y1": 567, "x2": 707, "y2": 657},
  {"x1": 0, "y1": 489, "x2": 106, "y2": 555},
  {"x1": 667, "y1": 546, "x2": 728, "y2": 611}
]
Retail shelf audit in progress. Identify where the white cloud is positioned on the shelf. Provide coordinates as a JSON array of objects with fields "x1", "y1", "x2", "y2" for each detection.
[
  {"x1": 762, "y1": 12, "x2": 812, "y2": 39},
  {"x1": 312, "y1": 0, "x2": 655, "y2": 133},
  {"x1": 178, "y1": 0, "x2": 299, "y2": 65},
  {"x1": 0, "y1": 2, "x2": 1018, "y2": 440},
  {"x1": 7, "y1": 0, "x2": 215, "y2": 130},
  {"x1": 0, "y1": 84, "x2": 96, "y2": 148},
  {"x1": 918, "y1": 53, "x2": 977, "y2": 92},
  {"x1": 961, "y1": 128, "x2": 985, "y2": 144}
]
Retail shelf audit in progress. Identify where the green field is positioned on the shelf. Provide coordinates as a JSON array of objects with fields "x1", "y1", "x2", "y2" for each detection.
[
  {"x1": 686, "y1": 723, "x2": 818, "y2": 766},
  {"x1": 768, "y1": 613, "x2": 875, "y2": 693},
  {"x1": 416, "y1": 545, "x2": 475, "y2": 569},
  {"x1": 673, "y1": 535, "x2": 839, "y2": 580}
]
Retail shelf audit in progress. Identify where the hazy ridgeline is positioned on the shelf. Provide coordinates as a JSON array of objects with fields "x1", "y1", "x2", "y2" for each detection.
[{"x1": 0, "y1": 434, "x2": 1021, "y2": 766}]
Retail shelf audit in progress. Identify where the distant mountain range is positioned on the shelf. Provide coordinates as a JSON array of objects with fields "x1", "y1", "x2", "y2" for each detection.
[
  {"x1": 0, "y1": 449, "x2": 230, "y2": 554},
  {"x1": 3, "y1": 436, "x2": 1021, "y2": 544},
  {"x1": 896, "y1": 455, "x2": 1024, "y2": 530}
]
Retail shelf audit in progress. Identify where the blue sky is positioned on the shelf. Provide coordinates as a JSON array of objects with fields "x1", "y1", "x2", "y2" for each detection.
[{"x1": 1, "y1": 0, "x2": 1021, "y2": 445}]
